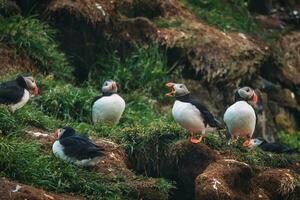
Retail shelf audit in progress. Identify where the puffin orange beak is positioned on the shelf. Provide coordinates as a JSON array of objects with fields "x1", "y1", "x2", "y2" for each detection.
[
  {"x1": 251, "y1": 92, "x2": 258, "y2": 105},
  {"x1": 111, "y1": 82, "x2": 117, "y2": 90},
  {"x1": 33, "y1": 86, "x2": 39, "y2": 96},
  {"x1": 53, "y1": 129, "x2": 59, "y2": 139},
  {"x1": 165, "y1": 82, "x2": 176, "y2": 97}
]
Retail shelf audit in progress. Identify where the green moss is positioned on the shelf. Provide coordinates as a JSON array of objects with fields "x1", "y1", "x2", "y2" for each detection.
[{"x1": 0, "y1": 16, "x2": 73, "y2": 79}]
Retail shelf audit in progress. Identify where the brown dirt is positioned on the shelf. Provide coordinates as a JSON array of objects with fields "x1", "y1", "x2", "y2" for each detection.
[
  {"x1": 0, "y1": 177, "x2": 83, "y2": 200},
  {"x1": 195, "y1": 159, "x2": 264, "y2": 200},
  {"x1": 166, "y1": 140, "x2": 220, "y2": 200},
  {"x1": 253, "y1": 168, "x2": 300, "y2": 200},
  {"x1": 48, "y1": 0, "x2": 115, "y2": 24},
  {"x1": 0, "y1": 43, "x2": 36, "y2": 76}
]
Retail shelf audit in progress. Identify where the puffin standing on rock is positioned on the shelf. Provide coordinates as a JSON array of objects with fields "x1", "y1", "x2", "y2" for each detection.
[
  {"x1": 249, "y1": 138, "x2": 299, "y2": 154},
  {"x1": 52, "y1": 127, "x2": 104, "y2": 166},
  {"x1": 0, "y1": 75, "x2": 39, "y2": 112},
  {"x1": 223, "y1": 86, "x2": 258, "y2": 147},
  {"x1": 91, "y1": 80, "x2": 125, "y2": 125},
  {"x1": 165, "y1": 82, "x2": 223, "y2": 144}
]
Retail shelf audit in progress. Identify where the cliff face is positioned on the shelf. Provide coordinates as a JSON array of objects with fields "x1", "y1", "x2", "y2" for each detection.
[
  {"x1": 20, "y1": 0, "x2": 298, "y2": 139},
  {"x1": 0, "y1": 0, "x2": 299, "y2": 200}
]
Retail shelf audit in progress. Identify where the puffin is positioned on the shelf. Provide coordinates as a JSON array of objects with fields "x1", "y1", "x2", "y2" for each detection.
[
  {"x1": 223, "y1": 86, "x2": 258, "y2": 147},
  {"x1": 165, "y1": 82, "x2": 223, "y2": 144},
  {"x1": 249, "y1": 138, "x2": 298, "y2": 154},
  {"x1": 52, "y1": 127, "x2": 104, "y2": 166},
  {"x1": 0, "y1": 75, "x2": 39, "y2": 112},
  {"x1": 91, "y1": 80, "x2": 125, "y2": 125}
]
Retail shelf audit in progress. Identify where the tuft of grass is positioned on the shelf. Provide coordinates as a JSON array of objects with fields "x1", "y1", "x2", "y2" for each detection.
[
  {"x1": 36, "y1": 80, "x2": 97, "y2": 122},
  {"x1": 0, "y1": 106, "x2": 23, "y2": 135},
  {"x1": 91, "y1": 45, "x2": 174, "y2": 100},
  {"x1": 0, "y1": 16, "x2": 73, "y2": 79},
  {"x1": 180, "y1": 0, "x2": 262, "y2": 33},
  {"x1": 277, "y1": 131, "x2": 300, "y2": 149}
]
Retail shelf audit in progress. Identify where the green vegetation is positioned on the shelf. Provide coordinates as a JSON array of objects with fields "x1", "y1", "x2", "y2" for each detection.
[
  {"x1": 277, "y1": 131, "x2": 300, "y2": 149},
  {"x1": 0, "y1": 3, "x2": 299, "y2": 199},
  {"x1": 0, "y1": 137, "x2": 129, "y2": 200},
  {"x1": 91, "y1": 45, "x2": 172, "y2": 100},
  {"x1": 0, "y1": 16, "x2": 72, "y2": 79},
  {"x1": 180, "y1": 0, "x2": 261, "y2": 33}
]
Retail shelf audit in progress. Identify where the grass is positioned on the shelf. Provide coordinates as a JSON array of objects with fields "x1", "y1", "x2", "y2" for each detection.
[
  {"x1": 178, "y1": 0, "x2": 287, "y2": 41},
  {"x1": 90, "y1": 45, "x2": 174, "y2": 100},
  {"x1": 0, "y1": 16, "x2": 73, "y2": 79},
  {"x1": 0, "y1": 72, "x2": 299, "y2": 199},
  {"x1": 0, "y1": 137, "x2": 128, "y2": 200}
]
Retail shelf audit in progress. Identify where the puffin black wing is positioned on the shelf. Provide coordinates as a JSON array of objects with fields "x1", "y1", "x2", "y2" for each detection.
[
  {"x1": 260, "y1": 143, "x2": 298, "y2": 154},
  {"x1": 60, "y1": 135, "x2": 104, "y2": 160},
  {"x1": 0, "y1": 81, "x2": 24, "y2": 104},
  {"x1": 190, "y1": 100, "x2": 223, "y2": 129},
  {"x1": 91, "y1": 95, "x2": 103, "y2": 107},
  {"x1": 91, "y1": 95, "x2": 103, "y2": 122}
]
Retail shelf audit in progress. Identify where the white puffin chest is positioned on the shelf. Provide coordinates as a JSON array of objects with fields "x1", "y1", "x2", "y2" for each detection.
[
  {"x1": 92, "y1": 94, "x2": 125, "y2": 124},
  {"x1": 223, "y1": 101, "x2": 256, "y2": 137},
  {"x1": 172, "y1": 100, "x2": 205, "y2": 132},
  {"x1": 10, "y1": 89, "x2": 30, "y2": 112}
]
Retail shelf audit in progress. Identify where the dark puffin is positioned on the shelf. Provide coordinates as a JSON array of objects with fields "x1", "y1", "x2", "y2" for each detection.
[
  {"x1": 249, "y1": 138, "x2": 299, "y2": 154},
  {"x1": 0, "y1": 75, "x2": 39, "y2": 112},
  {"x1": 52, "y1": 127, "x2": 104, "y2": 166},
  {"x1": 165, "y1": 82, "x2": 223, "y2": 144},
  {"x1": 223, "y1": 86, "x2": 258, "y2": 147},
  {"x1": 91, "y1": 80, "x2": 125, "y2": 125}
]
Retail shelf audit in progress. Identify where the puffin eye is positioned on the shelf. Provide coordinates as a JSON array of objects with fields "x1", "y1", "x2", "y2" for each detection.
[
  {"x1": 246, "y1": 88, "x2": 250, "y2": 92},
  {"x1": 179, "y1": 85, "x2": 183, "y2": 88}
]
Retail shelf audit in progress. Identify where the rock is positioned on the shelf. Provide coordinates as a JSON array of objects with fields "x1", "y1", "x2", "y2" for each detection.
[
  {"x1": 166, "y1": 140, "x2": 219, "y2": 200},
  {"x1": 255, "y1": 15, "x2": 284, "y2": 29},
  {"x1": 0, "y1": 177, "x2": 83, "y2": 200},
  {"x1": 253, "y1": 169, "x2": 300, "y2": 200},
  {"x1": 0, "y1": 43, "x2": 36, "y2": 76},
  {"x1": 248, "y1": 0, "x2": 273, "y2": 14},
  {"x1": 278, "y1": 32, "x2": 300, "y2": 87},
  {"x1": 0, "y1": 0, "x2": 21, "y2": 17},
  {"x1": 195, "y1": 159, "x2": 265, "y2": 200},
  {"x1": 275, "y1": 113, "x2": 295, "y2": 133}
]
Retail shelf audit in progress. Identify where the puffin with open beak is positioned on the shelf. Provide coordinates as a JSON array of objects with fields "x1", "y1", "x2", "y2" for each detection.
[
  {"x1": 166, "y1": 82, "x2": 223, "y2": 144},
  {"x1": 223, "y1": 86, "x2": 258, "y2": 147},
  {"x1": 91, "y1": 80, "x2": 125, "y2": 125},
  {"x1": 0, "y1": 75, "x2": 39, "y2": 112},
  {"x1": 52, "y1": 127, "x2": 104, "y2": 166}
]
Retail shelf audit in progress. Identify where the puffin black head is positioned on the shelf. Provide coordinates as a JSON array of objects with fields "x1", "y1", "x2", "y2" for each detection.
[
  {"x1": 102, "y1": 80, "x2": 118, "y2": 94},
  {"x1": 53, "y1": 127, "x2": 76, "y2": 140},
  {"x1": 16, "y1": 75, "x2": 39, "y2": 96},
  {"x1": 234, "y1": 86, "x2": 258, "y2": 106},
  {"x1": 249, "y1": 138, "x2": 267, "y2": 148},
  {"x1": 165, "y1": 82, "x2": 190, "y2": 97}
]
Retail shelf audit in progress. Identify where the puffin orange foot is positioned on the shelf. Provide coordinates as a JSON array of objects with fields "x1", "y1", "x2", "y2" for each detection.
[
  {"x1": 243, "y1": 139, "x2": 251, "y2": 147},
  {"x1": 190, "y1": 138, "x2": 201, "y2": 144}
]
